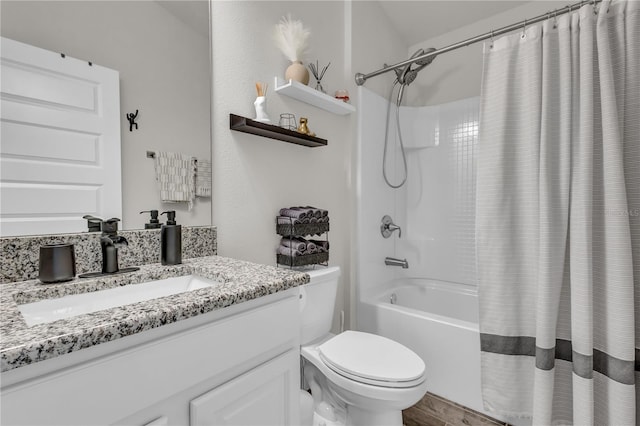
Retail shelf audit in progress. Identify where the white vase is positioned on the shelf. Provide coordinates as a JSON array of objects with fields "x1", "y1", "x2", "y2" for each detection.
[
  {"x1": 285, "y1": 61, "x2": 310, "y2": 85},
  {"x1": 254, "y1": 96, "x2": 270, "y2": 123}
]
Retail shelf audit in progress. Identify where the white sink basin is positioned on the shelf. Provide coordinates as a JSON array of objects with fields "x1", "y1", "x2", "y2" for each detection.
[{"x1": 18, "y1": 275, "x2": 221, "y2": 326}]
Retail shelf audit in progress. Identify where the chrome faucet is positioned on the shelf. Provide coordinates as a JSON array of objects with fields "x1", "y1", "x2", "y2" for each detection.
[
  {"x1": 385, "y1": 257, "x2": 409, "y2": 268},
  {"x1": 381, "y1": 215, "x2": 402, "y2": 238}
]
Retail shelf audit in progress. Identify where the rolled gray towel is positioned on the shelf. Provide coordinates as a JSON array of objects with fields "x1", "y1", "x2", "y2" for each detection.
[
  {"x1": 279, "y1": 216, "x2": 311, "y2": 224},
  {"x1": 278, "y1": 216, "x2": 303, "y2": 225},
  {"x1": 277, "y1": 245, "x2": 305, "y2": 257},
  {"x1": 305, "y1": 206, "x2": 328, "y2": 218},
  {"x1": 308, "y1": 217, "x2": 318, "y2": 223},
  {"x1": 309, "y1": 240, "x2": 329, "y2": 252},
  {"x1": 292, "y1": 206, "x2": 314, "y2": 217},
  {"x1": 300, "y1": 206, "x2": 323, "y2": 218},
  {"x1": 279, "y1": 208, "x2": 307, "y2": 219},
  {"x1": 318, "y1": 216, "x2": 330, "y2": 223},
  {"x1": 280, "y1": 237, "x2": 307, "y2": 252},
  {"x1": 305, "y1": 241, "x2": 317, "y2": 252}
]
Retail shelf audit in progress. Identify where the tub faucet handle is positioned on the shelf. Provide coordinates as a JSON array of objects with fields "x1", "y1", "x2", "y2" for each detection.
[{"x1": 381, "y1": 215, "x2": 402, "y2": 238}]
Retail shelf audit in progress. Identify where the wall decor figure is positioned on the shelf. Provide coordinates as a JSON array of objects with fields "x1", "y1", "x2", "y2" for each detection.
[{"x1": 126, "y1": 110, "x2": 139, "y2": 131}]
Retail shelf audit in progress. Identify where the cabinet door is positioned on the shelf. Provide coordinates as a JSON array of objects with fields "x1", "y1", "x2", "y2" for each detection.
[{"x1": 190, "y1": 349, "x2": 299, "y2": 426}]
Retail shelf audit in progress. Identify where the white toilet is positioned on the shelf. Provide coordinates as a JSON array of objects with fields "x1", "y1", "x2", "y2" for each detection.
[{"x1": 300, "y1": 266, "x2": 427, "y2": 426}]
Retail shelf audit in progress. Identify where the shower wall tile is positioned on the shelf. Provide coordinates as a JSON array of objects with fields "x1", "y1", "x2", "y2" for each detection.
[
  {"x1": 397, "y1": 97, "x2": 480, "y2": 287},
  {"x1": 0, "y1": 226, "x2": 216, "y2": 283}
]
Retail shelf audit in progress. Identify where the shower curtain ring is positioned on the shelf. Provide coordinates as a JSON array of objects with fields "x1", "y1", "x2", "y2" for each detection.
[
  {"x1": 553, "y1": 9, "x2": 558, "y2": 28},
  {"x1": 490, "y1": 30, "x2": 495, "y2": 48},
  {"x1": 521, "y1": 19, "x2": 527, "y2": 38}
]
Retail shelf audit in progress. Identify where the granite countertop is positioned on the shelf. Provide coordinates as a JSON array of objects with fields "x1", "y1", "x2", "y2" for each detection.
[{"x1": 0, "y1": 256, "x2": 309, "y2": 373}]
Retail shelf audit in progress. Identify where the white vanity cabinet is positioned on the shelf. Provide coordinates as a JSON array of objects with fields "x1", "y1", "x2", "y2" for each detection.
[{"x1": 0, "y1": 289, "x2": 301, "y2": 426}]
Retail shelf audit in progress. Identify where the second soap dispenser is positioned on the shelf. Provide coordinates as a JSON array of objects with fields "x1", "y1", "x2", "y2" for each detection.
[
  {"x1": 160, "y1": 210, "x2": 182, "y2": 265},
  {"x1": 140, "y1": 210, "x2": 161, "y2": 229}
]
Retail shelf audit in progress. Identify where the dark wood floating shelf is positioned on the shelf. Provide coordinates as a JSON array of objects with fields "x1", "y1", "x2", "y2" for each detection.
[{"x1": 229, "y1": 114, "x2": 327, "y2": 148}]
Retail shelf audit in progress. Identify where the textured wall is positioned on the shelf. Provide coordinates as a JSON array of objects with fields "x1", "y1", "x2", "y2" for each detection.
[
  {"x1": 210, "y1": 0, "x2": 407, "y2": 331},
  {"x1": 211, "y1": 1, "x2": 353, "y2": 329}
]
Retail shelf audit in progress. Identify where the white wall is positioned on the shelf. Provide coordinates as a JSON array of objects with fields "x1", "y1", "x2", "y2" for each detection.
[
  {"x1": 407, "y1": 1, "x2": 573, "y2": 106},
  {"x1": 350, "y1": 1, "x2": 407, "y2": 99},
  {"x1": 210, "y1": 0, "x2": 405, "y2": 330},
  {"x1": 212, "y1": 1, "x2": 354, "y2": 329},
  {"x1": 0, "y1": 1, "x2": 211, "y2": 230}
]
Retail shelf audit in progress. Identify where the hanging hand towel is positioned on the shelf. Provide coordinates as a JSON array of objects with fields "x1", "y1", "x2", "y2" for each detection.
[
  {"x1": 195, "y1": 158, "x2": 211, "y2": 197},
  {"x1": 154, "y1": 151, "x2": 196, "y2": 210}
]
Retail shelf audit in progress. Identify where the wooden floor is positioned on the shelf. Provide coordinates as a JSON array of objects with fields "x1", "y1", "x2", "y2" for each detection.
[{"x1": 402, "y1": 392, "x2": 510, "y2": 426}]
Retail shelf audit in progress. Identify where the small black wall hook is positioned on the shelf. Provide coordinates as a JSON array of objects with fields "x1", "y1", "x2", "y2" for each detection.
[{"x1": 126, "y1": 110, "x2": 139, "y2": 132}]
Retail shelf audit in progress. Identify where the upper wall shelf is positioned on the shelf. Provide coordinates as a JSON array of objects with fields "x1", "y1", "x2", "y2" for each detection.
[{"x1": 274, "y1": 77, "x2": 356, "y2": 116}]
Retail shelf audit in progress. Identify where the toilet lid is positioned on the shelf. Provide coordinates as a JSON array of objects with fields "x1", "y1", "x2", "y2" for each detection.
[{"x1": 318, "y1": 331, "x2": 425, "y2": 387}]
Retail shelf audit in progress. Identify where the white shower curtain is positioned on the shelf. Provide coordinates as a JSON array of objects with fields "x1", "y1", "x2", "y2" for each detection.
[{"x1": 476, "y1": 1, "x2": 639, "y2": 424}]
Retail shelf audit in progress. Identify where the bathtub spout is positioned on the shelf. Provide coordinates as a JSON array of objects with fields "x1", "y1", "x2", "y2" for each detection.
[{"x1": 384, "y1": 257, "x2": 409, "y2": 268}]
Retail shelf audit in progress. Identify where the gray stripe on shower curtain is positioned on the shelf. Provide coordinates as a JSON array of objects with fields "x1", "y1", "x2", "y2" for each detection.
[{"x1": 480, "y1": 334, "x2": 638, "y2": 384}]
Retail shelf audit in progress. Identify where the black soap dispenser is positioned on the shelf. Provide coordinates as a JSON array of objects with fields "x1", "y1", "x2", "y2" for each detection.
[
  {"x1": 160, "y1": 211, "x2": 182, "y2": 265},
  {"x1": 140, "y1": 210, "x2": 162, "y2": 229}
]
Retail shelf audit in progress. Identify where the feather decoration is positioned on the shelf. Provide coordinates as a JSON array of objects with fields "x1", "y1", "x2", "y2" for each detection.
[{"x1": 273, "y1": 14, "x2": 310, "y2": 62}]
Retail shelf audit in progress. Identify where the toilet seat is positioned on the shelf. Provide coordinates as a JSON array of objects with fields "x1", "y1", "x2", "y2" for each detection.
[{"x1": 318, "y1": 331, "x2": 425, "y2": 388}]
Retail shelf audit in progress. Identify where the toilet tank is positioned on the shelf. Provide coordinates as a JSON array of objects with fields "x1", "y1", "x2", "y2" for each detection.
[{"x1": 300, "y1": 266, "x2": 341, "y2": 345}]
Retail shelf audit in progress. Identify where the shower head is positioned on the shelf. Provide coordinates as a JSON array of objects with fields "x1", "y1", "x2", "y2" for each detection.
[
  {"x1": 402, "y1": 69, "x2": 418, "y2": 86},
  {"x1": 415, "y1": 47, "x2": 437, "y2": 66},
  {"x1": 398, "y1": 47, "x2": 437, "y2": 85}
]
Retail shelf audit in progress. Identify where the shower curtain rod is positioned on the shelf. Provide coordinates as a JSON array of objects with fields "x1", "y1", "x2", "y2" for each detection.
[{"x1": 354, "y1": 0, "x2": 603, "y2": 86}]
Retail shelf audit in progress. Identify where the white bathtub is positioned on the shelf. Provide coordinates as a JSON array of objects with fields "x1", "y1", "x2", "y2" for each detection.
[{"x1": 360, "y1": 279, "x2": 491, "y2": 418}]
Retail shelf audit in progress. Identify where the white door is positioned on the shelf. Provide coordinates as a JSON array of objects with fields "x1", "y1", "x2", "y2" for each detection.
[
  {"x1": 190, "y1": 350, "x2": 300, "y2": 426},
  {"x1": 0, "y1": 37, "x2": 121, "y2": 236}
]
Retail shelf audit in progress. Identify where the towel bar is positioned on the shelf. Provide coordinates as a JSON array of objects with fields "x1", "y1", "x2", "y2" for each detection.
[{"x1": 146, "y1": 151, "x2": 197, "y2": 163}]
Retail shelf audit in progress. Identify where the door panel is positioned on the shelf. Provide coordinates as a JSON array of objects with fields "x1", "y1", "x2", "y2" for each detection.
[{"x1": 0, "y1": 36, "x2": 121, "y2": 236}]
